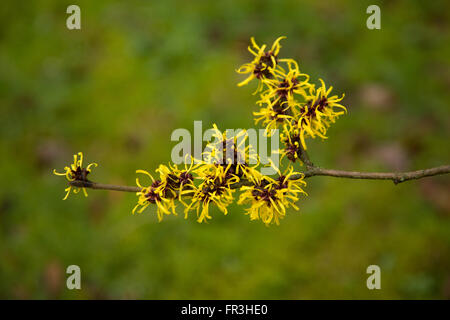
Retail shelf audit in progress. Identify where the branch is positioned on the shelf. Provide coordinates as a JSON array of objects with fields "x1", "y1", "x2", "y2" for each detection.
[
  {"x1": 291, "y1": 146, "x2": 450, "y2": 183},
  {"x1": 69, "y1": 164, "x2": 450, "y2": 193},
  {"x1": 299, "y1": 165, "x2": 450, "y2": 184}
]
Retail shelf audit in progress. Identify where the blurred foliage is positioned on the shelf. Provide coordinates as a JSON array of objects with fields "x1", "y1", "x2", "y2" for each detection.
[{"x1": 0, "y1": 0, "x2": 449, "y2": 299}]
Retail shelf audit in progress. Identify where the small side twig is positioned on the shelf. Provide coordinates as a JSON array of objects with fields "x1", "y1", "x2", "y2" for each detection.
[
  {"x1": 70, "y1": 180, "x2": 140, "y2": 193},
  {"x1": 298, "y1": 144, "x2": 314, "y2": 168}
]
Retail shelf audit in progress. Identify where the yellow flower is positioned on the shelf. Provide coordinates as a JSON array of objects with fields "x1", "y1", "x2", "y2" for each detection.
[
  {"x1": 253, "y1": 99, "x2": 294, "y2": 135},
  {"x1": 238, "y1": 164, "x2": 307, "y2": 226},
  {"x1": 236, "y1": 36, "x2": 286, "y2": 89},
  {"x1": 280, "y1": 123, "x2": 303, "y2": 163},
  {"x1": 259, "y1": 59, "x2": 311, "y2": 108},
  {"x1": 133, "y1": 169, "x2": 177, "y2": 221},
  {"x1": 53, "y1": 152, "x2": 97, "y2": 200},
  {"x1": 203, "y1": 124, "x2": 261, "y2": 182},
  {"x1": 160, "y1": 157, "x2": 201, "y2": 206},
  {"x1": 133, "y1": 155, "x2": 207, "y2": 220},
  {"x1": 296, "y1": 79, "x2": 346, "y2": 149},
  {"x1": 184, "y1": 163, "x2": 236, "y2": 223}
]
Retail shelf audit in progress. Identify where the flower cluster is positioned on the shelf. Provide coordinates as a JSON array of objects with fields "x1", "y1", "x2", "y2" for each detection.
[
  {"x1": 237, "y1": 36, "x2": 347, "y2": 155},
  {"x1": 132, "y1": 159, "x2": 199, "y2": 220},
  {"x1": 238, "y1": 164, "x2": 307, "y2": 225},
  {"x1": 129, "y1": 123, "x2": 307, "y2": 225},
  {"x1": 55, "y1": 37, "x2": 344, "y2": 225},
  {"x1": 132, "y1": 124, "x2": 264, "y2": 223},
  {"x1": 53, "y1": 152, "x2": 97, "y2": 200},
  {"x1": 54, "y1": 135, "x2": 307, "y2": 226}
]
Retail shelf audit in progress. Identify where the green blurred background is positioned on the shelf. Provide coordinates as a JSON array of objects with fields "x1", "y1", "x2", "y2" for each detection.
[{"x1": 0, "y1": 0, "x2": 449, "y2": 299}]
